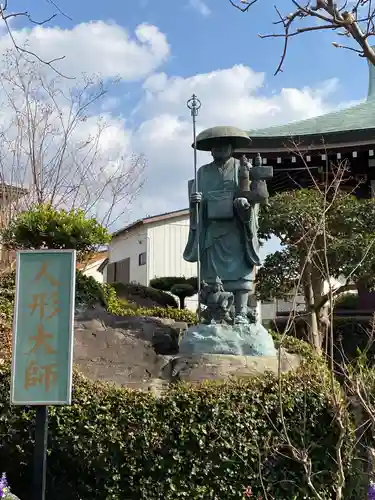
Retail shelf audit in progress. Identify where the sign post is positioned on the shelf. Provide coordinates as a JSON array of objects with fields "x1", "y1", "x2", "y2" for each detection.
[{"x1": 10, "y1": 250, "x2": 76, "y2": 500}]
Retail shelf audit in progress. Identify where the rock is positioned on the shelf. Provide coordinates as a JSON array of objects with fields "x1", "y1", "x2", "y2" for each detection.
[
  {"x1": 75, "y1": 308, "x2": 180, "y2": 355},
  {"x1": 73, "y1": 308, "x2": 301, "y2": 395},
  {"x1": 169, "y1": 350, "x2": 301, "y2": 383},
  {"x1": 179, "y1": 323, "x2": 277, "y2": 357},
  {"x1": 113, "y1": 316, "x2": 180, "y2": 355},
  {"x1": 74, "y1": 319, "x2": 172, "y2": 391}
]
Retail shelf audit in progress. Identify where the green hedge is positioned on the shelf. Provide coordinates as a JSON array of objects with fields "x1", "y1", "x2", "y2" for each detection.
[
  {"x1": 0, "y1": 359, "x2": 361, "y2": 500},
  {"x1": 103, "y1": 283, "x2": 197, "y2": 324},
  {"x1": 150, "y1": 276, "x2": 198, "y2": 292},
  {"x1": 334, "y1": 293, "x2": 359, "y2": 310},
  {"x1": 112, "y1": 281, "x2": 179, "y2": 309},
  {"x1": 333, "y1": 317, "x2": 375, "y2": 364},
  {"x1": 271, "y1": 315, "x2": 375, "y2": 366}
]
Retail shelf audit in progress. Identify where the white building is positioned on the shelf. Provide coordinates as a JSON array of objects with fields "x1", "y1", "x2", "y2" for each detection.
[
  {"x1": 103, "y1": 208, "x2": 348, "y2": 321},
  {"x1": 104, "y1": 209, "x2": 199, "y2": 309},
  {"x1": 78, "y1": 250, "x2": 107, "y2": 284}
]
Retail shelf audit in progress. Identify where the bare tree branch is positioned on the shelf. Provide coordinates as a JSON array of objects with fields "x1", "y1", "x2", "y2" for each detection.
[
  {"x1": 0, "y1": 0, "x2": 73, "y2": 78},
  {"x1": 230, "y1": 0, "x2": 375, "y2": 74},
  {"x1": 0, "y1": 50, "x2": 145, "y2": 230}
]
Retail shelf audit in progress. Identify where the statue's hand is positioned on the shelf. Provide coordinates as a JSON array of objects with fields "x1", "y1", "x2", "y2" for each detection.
[
  {"x1": 234, "y1": 197, "x2": 250, "y2": 211},
  {"x1": 240, "y1": 154, "x2": 251, "y2": 169},
  {"x1": 190, "y1": 192, "x2": 202, "y2": 205}
]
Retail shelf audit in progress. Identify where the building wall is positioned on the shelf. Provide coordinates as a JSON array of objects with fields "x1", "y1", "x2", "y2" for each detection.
[
  {"x1": 260, "y1": 276, "x2": 347, "y2": 323},
  {"x1": 109, "y1": 228, "x2": 148, "y2": 285},
  {"x1": 102, "y1": 265, "x2": 107, "y2": 283},
  {"x1": 146, "y1": 215, "x2": 198, "y2": 310},
  {"x1": 81, "y1": 259, "x2": 106, "y2": 284},
  {"x1": 146, "y1": 216, "x2": 195, "y2": 279}
]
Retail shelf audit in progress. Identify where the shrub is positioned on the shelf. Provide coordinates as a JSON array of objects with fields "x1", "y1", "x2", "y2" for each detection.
[
  {"x1": 150, "y1": 276, "x2": 198, "y2": 292},
  {"x1": 0, "y1": 360, "x2": 361, "y2": 500},
  {"x1": 334, "y1": 293, "x2": 359, "y2": 310},
  {"x1": 170, "y1": 283, "x2": 196, "y2": 309},
  {"x1": 151, "y1": 276, "x2": 198, "y2": 309},
  {"x1": 75, "y1": 271, "x2": 106, "y2": 307},
  {"x1": 0, "y1": 271, "x2": 15, "y2": 322},
  {"x1": 333, "y1": 317, "x2": 375, "y2": 365},
  {"x1": 0, "y1": 269, "x2": 106, "y2": 315},
  {"x1": 1, "y1": 204, "x2": 110, "y2": 261},
  {"x1": 271, "y1": 331, "x2": 317, "y2": 361},
  {"x1": 104, "y1": 285, "x2": 197, "y2": 324},
  {"x1": 112, "y1": 281, "x2": 178, "y2": 309}
]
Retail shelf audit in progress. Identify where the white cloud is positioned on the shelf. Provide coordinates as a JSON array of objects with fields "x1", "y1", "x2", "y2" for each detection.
[
  {"x1": 0, "y1": 20, "x2": 342, "y2": 229},
  {"x1": 130, "y1": 66, "x2": 339, "y2": 218},
  {"x1": 0, "y1": 21, "x2": 170, "y2": 81},
  {"x1": 188, "y1": 0, "x2": 211, "y2": 16}
]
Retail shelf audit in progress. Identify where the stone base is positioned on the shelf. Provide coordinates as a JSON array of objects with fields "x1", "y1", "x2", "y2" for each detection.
[
  {"x1": 179, "y1": 322, "x2": 277, "y2": 357},
  {"x1": 170, "y1": 351, "x2": 301, "y2": 383}
]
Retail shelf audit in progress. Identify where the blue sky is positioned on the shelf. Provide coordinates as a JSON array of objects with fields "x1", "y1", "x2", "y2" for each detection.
[
  {"x1": 24, "y1": 0, "x2": 369, "y2": 103},
  {"x1": 8, "y1": 0, "x2": 365, "y2": 115},
  {"x1": 4, "y1": 0, "x2": 372, "y2": 257}
]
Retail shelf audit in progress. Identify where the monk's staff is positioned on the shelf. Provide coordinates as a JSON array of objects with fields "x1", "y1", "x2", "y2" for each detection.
[{"x1": 187, "y1": 94, "x2": 202, "y2": 321}]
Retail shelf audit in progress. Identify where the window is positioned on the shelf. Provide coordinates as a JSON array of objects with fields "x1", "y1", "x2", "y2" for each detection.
[{"x1": 138, "y1": 252, "x2": 146, "y2": 266}]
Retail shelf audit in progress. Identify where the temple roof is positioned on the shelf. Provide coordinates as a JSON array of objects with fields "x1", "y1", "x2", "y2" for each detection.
[{"x1": 247, "y1": 58, "x2": 375, "y2": 141}]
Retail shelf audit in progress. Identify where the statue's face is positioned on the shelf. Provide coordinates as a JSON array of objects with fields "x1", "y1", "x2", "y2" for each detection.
[{"x1": 211, "y1": 144, "x2": 232, "y2": 162}]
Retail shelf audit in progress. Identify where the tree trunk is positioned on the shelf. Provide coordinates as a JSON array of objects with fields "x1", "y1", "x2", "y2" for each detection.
[
  {"x1": 306, "y1": 302, "x2": 322, "y2": 353},
  {"x1": 302, "y1": 258, "x2": 324, "y2": 354},
  {"x1": 312, "y1": 271, "x2": 330, "y2": 355},
  {"x1": 179, "y1": 295, "x2": 186, "y2": 309}
]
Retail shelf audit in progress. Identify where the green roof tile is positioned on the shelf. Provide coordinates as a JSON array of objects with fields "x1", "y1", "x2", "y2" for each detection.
[{"x1": 248, "y1": 58, "x2": 375, "y2": 139}]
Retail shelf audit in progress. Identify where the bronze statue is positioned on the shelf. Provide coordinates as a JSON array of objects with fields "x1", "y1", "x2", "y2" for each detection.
[
  {"x1": 200, "y1": 277, "x2": 234, "y2": 324},
  {"x1": 183, "y1": 126, "x2": 272, "y2": 324}
]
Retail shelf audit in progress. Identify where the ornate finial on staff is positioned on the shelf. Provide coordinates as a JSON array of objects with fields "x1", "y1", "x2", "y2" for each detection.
[{"x1": 187, "y1": 94, "x2": 202, "y2": 320}]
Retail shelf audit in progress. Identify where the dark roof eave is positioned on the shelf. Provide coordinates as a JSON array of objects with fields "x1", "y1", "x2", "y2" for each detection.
[{"x1": 238, "y1": 127, "x2": 375, "y2": 154}]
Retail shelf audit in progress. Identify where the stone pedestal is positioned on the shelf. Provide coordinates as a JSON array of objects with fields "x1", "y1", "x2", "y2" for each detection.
[
  {"x1": 179, "y1": 322, "x2": 277, "y2": 357},
  {"x1": 169, "y1": 350, "x2": 301, "y2": 383}
]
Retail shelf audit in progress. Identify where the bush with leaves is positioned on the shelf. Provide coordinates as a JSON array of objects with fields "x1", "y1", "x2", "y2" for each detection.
[
  {"x1": 103, "y1": 284, "x2": 197, "y2": 324},
  {"x1": 170, "y1": 283, "x2": 196, "y2": 309},
  {"x1": 150, "y1": 276, "x2": 198, "y2": 291},
  {"x1": 75, "y1": 271, "x2": 107, "y2": 307},
  {"x1": 112, "y1": 281, "x2": 178, "y2": 309},
  {"x1": 1, "y1": 204, "x2": 110, "y2": 261},
  {"x1": 334, "y1": 293, "x2": 359, "y2": 311},
  {"x1": 257, "y1": 188, "x2": 375, "y2": 352},
  {"x1": 0, "y1": 352, "x2": 363, "y2": 500},
  {"x1": 150, "y1": 276, "x2": 198, "y2": 309}
]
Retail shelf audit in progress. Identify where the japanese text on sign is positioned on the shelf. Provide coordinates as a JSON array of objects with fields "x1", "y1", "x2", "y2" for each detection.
[
  {"x1": 11, "y1": 250, "x2": 76, "y2": 405},
  {"x1": 24, "y1": 262, "x2": 60, "y2": 393}
]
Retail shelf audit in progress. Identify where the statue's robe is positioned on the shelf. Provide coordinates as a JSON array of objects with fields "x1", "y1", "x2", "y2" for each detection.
[{"x1": 183, "y1": 157, "x2": 262, "y2": 292}]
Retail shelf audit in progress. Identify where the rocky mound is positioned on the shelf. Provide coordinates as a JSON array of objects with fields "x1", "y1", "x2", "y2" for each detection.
[{"x1": 74, "y1": 306, "x2": 302, "y2": 395}]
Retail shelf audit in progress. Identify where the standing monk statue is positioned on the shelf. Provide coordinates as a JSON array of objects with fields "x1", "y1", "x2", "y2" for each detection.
[{"x1": 183, "y1": 126, "x2": 272, "y2": 324}]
